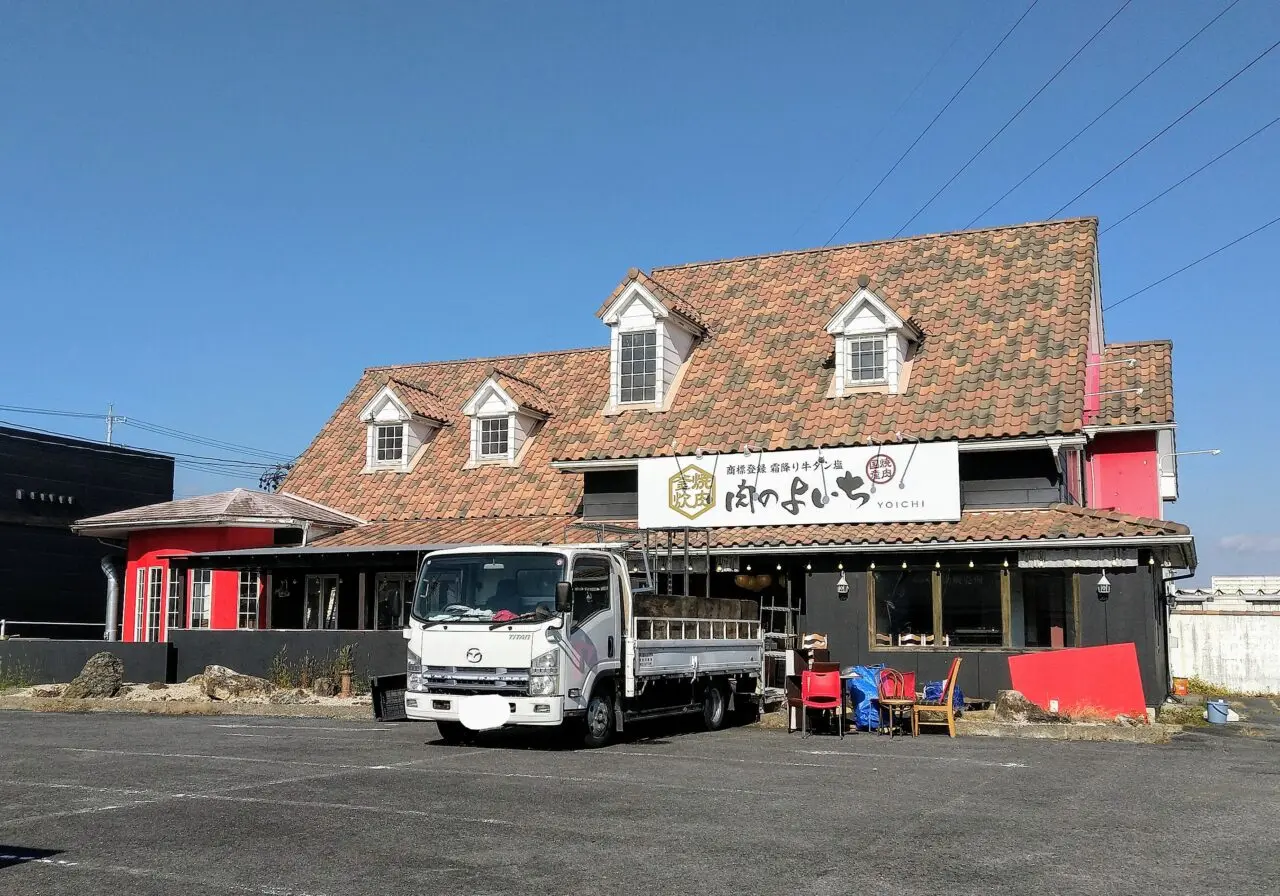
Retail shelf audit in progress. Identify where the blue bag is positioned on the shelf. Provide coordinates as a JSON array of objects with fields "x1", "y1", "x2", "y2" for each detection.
[
  {"x1": 923, "y1": 680, "x2": 964, "y2": 714},
  {"x1": 843, "y1": 664, "x2": 884, "y2": 731}
]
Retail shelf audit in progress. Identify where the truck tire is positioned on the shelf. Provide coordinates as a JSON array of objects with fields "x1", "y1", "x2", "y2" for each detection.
[
  {"x1": 581, "y1": 688, "x2": 615, "y2": 749},
  {"x1": 435, "y1": 721, "x2": 473, "y2": 745},
  {"x1": 702, "y1": 681, "x2": 727, "y2": 731}
]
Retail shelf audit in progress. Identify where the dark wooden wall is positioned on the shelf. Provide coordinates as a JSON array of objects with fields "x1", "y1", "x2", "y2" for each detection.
[{"x1": 0, "y1": 426, "x2": 173, "y2": 634}]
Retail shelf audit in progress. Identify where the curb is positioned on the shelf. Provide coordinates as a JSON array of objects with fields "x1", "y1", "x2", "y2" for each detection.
[{"x1": 0, "y1": 696, "x2": 376, "y2": 721}]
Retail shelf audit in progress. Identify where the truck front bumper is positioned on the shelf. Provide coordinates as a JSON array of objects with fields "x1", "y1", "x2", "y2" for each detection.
[{"x1": 405, "y1": 692, "x2": 566, "y2": 727}]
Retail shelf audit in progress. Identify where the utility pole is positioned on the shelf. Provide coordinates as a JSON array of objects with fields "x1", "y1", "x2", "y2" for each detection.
[{"x1": 105, "y1": 404, "x2": 126, "y2": 444}]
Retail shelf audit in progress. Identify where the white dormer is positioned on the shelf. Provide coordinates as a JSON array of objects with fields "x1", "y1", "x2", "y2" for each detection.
[
  {"x1": 462, "y1": 374, "x2": 548, "y2": 465},
  {"x1": 601, "y1": 279, "x2": 700, "y2": 411},
  {"x1": 359, "y1": 382, "x2": 442, "y2": 472},
  {"x1": 825, "y1": 285, "x2": 920, "y2": 395}
]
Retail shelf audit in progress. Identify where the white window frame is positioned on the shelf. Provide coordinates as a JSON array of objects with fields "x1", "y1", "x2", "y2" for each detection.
[
  {"x1": 618, "y1": 329, "x2": 658, "y2": 404},
  {"x1": 145, "y1": 567, "x2": 164, "y2": 642},
  {"x1": 847, "y1": 334, "x2": 888, "y2": 385},
  {"x1": 478, "y1": 416, "x2": 510, "y2": 459},
  {"x1": 373, "y1": 422, "x2": 405, "y2": 465},
  {"x1": 238, "y1": 571, "x2": 261, "y2": 630},
  {"x1": 134, "y1": 567, "x2": 147, "y2": 642},
  {"x1": 165, "y1": 567, "x2": 186, "y2": 634},
  {"x1": 189, "y1": 569, "x2": 212, "y2": 629}
]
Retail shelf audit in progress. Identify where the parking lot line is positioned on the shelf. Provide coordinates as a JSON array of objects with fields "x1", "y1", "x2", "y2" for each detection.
[{"x1": 208, "y1": 723, "x2": 395, "y2": 732}]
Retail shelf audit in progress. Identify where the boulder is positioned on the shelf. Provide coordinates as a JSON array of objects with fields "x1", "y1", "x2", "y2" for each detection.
[
  {"x1": 62, "y1": 652, "x2": 125, "y2": 699},
  {"x1": 201, "y1": 665, "x2": 275, "y2": 700},
  {"x1": 994, "y1": 689, "x2": 1066, "y2": 724},
  {"x1": 146, "y1": 681, "x2": 167, "y2": 691},
  {"x1": 312, "y1": 677, "x2": 336, "y2": 698},
  {"x1": 186, "y1": 673, "x2": 205, "y2": 686},
  {"x1": 32, "y1": 686, "x2": 62, "y2": 698}
]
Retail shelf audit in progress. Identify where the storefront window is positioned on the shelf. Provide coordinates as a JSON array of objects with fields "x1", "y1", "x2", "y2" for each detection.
[
  {"x1": 872, "y1": 569, "x2": 934, "y2": 646},
  {"x1": 1012, "y1": 570, "x2": 1075, "y2": 648},
  {"x1": 941, "y1": 569, "x2": 1003, "y2": 646}
]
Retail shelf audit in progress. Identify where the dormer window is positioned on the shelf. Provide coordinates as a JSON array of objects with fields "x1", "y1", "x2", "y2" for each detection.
[
  {"x1": 462, "y1": 371, "x2": 551, "y2": 465},
  {"x1": 479, "y1": 417, "x2": 510, "y2": 459},
  {"x1": 600, "y1": 275, "x2": 703, "y2": 411},
  {"x1": 374, "y1": 423, "x2": 405, "y2": 464},
  {"x1": 848, "y1": 336, "x2": 887, "y2": 385},
  {"x1": 825, "y1": 283, "x2": 920, "y2": 396},
  {"x1": 359, "y1": 380, "x2": 447, "y2": 473},
  {"x1": 619, "y1": 330, "x2": 658, "y2": 403}
]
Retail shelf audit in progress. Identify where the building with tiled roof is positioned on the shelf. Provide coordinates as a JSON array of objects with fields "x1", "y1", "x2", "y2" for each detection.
[{"x1": 84, "y1": 218, "x2": 1194, "y2": 706}]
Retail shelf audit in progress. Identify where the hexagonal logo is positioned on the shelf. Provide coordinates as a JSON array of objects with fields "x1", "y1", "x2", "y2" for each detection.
[{"x1": 668, "y1": 464, "x2": 715, "y2": 520}]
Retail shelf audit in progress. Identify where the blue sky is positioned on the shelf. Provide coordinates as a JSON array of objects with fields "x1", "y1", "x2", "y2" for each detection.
[{"x1": 3, "y1": 1, "x2": 1277, "y2": 579}]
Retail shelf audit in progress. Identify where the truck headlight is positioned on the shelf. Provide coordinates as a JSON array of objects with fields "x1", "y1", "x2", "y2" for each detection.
[
  {"x1": 529, "y1": 649, "x2": 558, "y2": 696},
  {"x1": 407, "y1": 647, "x2": 422, "y2": 675},
  {"x1": 408, "y1": 673, "x2": 422, "y2": 692}
]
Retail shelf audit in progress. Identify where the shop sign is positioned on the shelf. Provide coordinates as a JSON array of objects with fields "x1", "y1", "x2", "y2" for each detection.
[
  {"x1": 1018, "y1": 548, "x2": 1139, "y2": 568},
  {"x1": 636, "y1": 442, "x2": 960, "y2": 529}
]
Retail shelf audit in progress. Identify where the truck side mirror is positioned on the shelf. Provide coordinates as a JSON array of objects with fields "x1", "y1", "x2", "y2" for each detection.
[{"x1": 555, "y1": 581, "x2": 572, "y2": 614}]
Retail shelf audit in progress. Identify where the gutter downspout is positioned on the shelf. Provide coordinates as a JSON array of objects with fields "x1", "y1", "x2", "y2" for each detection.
[
  {"x1": 1162, "y1": 567, "x2": 1198, "y2": 702},
  {"x1": 100, "y1": 557, "x2": 121, "y2": 642}
]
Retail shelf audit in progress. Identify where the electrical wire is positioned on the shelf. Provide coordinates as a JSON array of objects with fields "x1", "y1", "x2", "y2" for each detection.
[
  {"x1": 0, "y1": 404, "x2": 106, "y2": 420},
  {"x1": 1104, "y1": 212, "x2": 1280, "y2": 311},
  {"x1": 964, "y1": 0, "x2": 1242, "y2": 228},
  {"x1": 1051, "y1": 35, "x2": 1280, "y2": 217},
  {"x1": 0, "y1": 419, "x2": 283, "y2": 468},
  {"x1": 788, "y1": 14, "x2": 971, "y2": 241},
  {"x1": 893, "y1": 0, "x2": 1133, "y2": 237},
  {"x1": 123, "y1": 417, "x2": 293, "y2": 461},
  {"x1": 823, "y1": 0, "x2": 1040, "y2": 247},
  {"x1": 1101, "y1": 114, "x2": 1280, "y2": 233}
]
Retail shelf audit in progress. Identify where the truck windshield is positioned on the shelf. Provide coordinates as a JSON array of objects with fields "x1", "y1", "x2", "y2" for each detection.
[{"x1": 412, "y1": 552, "x2": 566, "y2": 623}]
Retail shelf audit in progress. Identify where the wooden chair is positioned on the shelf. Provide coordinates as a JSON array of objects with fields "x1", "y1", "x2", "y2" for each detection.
[
  {"x1": 911, "y1": 657, "x2": 962, "y2": 737},
  {"x1": 877, "y1": 669, "x2": 914, "y2": 737}
]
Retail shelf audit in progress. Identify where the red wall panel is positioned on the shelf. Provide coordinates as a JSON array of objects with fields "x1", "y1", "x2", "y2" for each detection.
[
  {"x1": 123, "y1": 527, "x2": 276, "y2": 641},
  {"x1": 1087, "y1": 431, "x2": 1159, "y2": 519},
  {"x1": 1008, "y1": 643, "x2": 1147, "y2": 717}
]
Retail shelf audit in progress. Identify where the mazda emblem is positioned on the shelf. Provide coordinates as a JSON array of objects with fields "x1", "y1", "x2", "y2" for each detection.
[{"x1": 466, "y1": 648, "x2": 483, "y2": 664}]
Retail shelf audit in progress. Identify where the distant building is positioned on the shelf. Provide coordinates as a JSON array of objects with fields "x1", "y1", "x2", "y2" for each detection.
[
  {"x1": 1173, "y1": 575, "x2": 1280, "y2": 612},
  {"x1": 0, "y1": 425, "x2": 173, "y2": 637},
  {"x1": 1170, "y1": 576, "x2": 1280, "y2": 695}
]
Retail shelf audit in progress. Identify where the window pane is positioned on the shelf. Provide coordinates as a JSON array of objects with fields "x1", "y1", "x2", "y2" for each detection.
[
  {"x1": 942, "y1": 569, "x2": 1003, "y2": 646},
  {"x1": 848, "y1": 337, "x2": 886, "y2": 383},
  {"x1": 376, "y1": 424, "x2": 404, "y2": 462},
  {"x1": 190, "y1": 569, "x2": 211, "y2": 628},
  {"x1": 1013, "y1": 570, "x2": 1074, "y2": 648},
  {"x1": 873, "y1": 569, "x2": 933, "y2": 646},
  {"x1": 571, "y1": 557, "x2": 611, "y2": 627},
  {"x1": 167, "y1": 568, "x2": 186, "y2": 631},
  {"x1": 619, "y1": 330, "x2": 657, "y2": 403},
  {"x1": 480, "y1": 417, "x2": 509, "y2": 457},
  {"x1": 147, "y1": 567, "x2": 164, "y2": 642},
  {"x1": 239, "y1": 571, "x2": 260, "y2": 630}
]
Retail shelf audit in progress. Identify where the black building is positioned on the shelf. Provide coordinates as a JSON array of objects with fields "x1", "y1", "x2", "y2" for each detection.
[{"x1": 0, "y1": 425, "x2": 173, "y2": 637}]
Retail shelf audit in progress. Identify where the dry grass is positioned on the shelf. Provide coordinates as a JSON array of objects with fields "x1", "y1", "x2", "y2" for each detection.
[{"x1": 1157, "y1": 703, "x2": 1208, "y2": 727}]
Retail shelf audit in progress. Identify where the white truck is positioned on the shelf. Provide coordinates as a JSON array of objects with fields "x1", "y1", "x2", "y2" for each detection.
[{"x1": 401, "y1": 544, "x2": 763, "y2": 747}]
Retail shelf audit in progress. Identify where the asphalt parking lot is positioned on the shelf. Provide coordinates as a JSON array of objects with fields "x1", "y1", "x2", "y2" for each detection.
[{"x1": 0, "y1": 711, "x2": 1275, "y2": 896}]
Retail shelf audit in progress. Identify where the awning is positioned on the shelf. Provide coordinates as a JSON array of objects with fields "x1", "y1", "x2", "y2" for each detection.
[{"x1": 163, "y1": 542, "x2": 465, "y2": 572}]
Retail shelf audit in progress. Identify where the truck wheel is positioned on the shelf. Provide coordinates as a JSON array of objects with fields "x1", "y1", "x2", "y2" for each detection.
[
  {"x1": 436, "y1": 721, "x2": 473, "y2": 745},
  {"x1": 702, "y1": 682, "x2": 727, "y2": 731},
  {"x1": 581, "y1": 689, "x2": 615, "y2": 748}
]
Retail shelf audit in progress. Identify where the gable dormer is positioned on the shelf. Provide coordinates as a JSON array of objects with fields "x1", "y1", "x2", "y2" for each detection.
[
  {"x1": 461, "y1": 371, "x2": 550, "y2": 465},
  {"x1": 359, "y1": 380, "x2": 446, "y2": 472},
  {"x1": 600, "y1": 273, "x2": 703, "y2": 411},
  {"x1": 825, "y1": 282, "x2": 920, "y2": 396}
]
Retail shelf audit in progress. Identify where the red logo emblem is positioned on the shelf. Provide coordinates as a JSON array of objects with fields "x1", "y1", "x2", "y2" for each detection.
[{"x1": 866, "y1": 453, "x2": 896, "y2": 485}]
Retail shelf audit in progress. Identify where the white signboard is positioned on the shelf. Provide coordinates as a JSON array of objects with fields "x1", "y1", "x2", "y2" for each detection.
[
  {"x1": 637, "y1": 442, "x2": 960, "y2": 529},
  {"x1": 1019, "y1": 549, "x2": 1139, "y2": 568}
]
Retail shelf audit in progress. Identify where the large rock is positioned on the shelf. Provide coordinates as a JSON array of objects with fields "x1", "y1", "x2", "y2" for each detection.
[
  {"x1": 994, "y1": 689, "x2": 1066, "y2": 724},
  {"x1": 201, "y1": 665, "x2": 275, "y2": 700},
  {"x1": 63, "y1": 652, "x2": 125, "y2": 699},
  {"x1": 312, "y1": 677, "x2": 336, "y2": 698}
]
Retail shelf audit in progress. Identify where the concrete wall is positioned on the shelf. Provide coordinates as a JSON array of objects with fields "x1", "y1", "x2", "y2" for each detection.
[
  {"x1": 0, "y1": 640, "x2": 172, "y2": 685},
  {"x1": 170, "y1": 629, "x2": 406, "y2": 682},
  {"x1": 1169, "y1": 611, "x2": 1280, "y2": 695}
]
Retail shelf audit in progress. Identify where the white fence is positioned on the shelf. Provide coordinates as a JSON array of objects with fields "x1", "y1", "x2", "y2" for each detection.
[{"x1": 1169, "y1": 612, "x2": 1280, "y2": 695}]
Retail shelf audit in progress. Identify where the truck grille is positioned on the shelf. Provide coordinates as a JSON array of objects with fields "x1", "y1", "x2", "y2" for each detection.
[{"x1": 421, "y1": 665, "x2": 530, "y2": 694}]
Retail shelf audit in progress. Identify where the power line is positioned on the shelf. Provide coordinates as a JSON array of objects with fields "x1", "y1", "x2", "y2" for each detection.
[
  {"x1": 823, "y1": 0, "x2": 1040, "y2": 247},
  {"x1": 0, "y1": 419, "x2": 282, "y2": 468},
  {"x1": 1102, "y1": 115, "x2": 1280, "y2": 233},
  {"x1": 788, "y1": 15, "x2": 971, "y2": 241},
  {"x1": 0, "y1": 403, "x2": 104, "y2": 420},
  {"x1": 123, "y1": 417, "x2": 294, "y2": 462},
  {"x1": 894, "y1": 0, "x2": 1133, "y2": 238},
  {"x1": 1052, "y1": 35, "x2": 1280, "y2": 217},
  {"x1": 964, "y1": 0, "x2": 1242, "y2": 228},
  {"x1": 1104, "y1": 213, "x2": 1280, "y2": 311}
]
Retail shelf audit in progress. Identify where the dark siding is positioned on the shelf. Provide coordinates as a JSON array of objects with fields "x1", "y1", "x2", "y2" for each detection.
[
  {"x1": 0, "y1": 427, "x2": 173, "y2": 634},
  {"x1": 0, "y1": 640, "x2": 172, "y2": 685},
  {"x1": 960, "y1": 449, "x2": 1063, "y2": 509},
  {"x1": 801, "y1": 561, "x2": 1167, "y2": 706},
  {"x1": 582, "y1": 470, "x2": 638, "y2": 521},
  {"x1": 170, "y1": 629, "x2": 406, "y2": 682}
]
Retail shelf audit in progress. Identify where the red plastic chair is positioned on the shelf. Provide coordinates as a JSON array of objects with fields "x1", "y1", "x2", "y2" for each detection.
[{"x1": 801, "y1": 669, "x2": 843, "y2": 738}]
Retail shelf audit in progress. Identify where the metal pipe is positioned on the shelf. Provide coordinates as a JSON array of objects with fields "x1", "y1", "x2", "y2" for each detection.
[
  {"x1": 683, "y1": 528, "x2": 690, "y2": 597},
  {"x1": 100, "y1": 557, "x2": 121, "y2": 641}
]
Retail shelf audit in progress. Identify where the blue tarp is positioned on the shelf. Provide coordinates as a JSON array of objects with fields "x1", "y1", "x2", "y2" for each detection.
[
  {"x1": 843, "y1": 664, "x2": 884, "y2": 731},
  {"x1": 923, "y1": 679, "x2": 965, "y2": 713}
]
